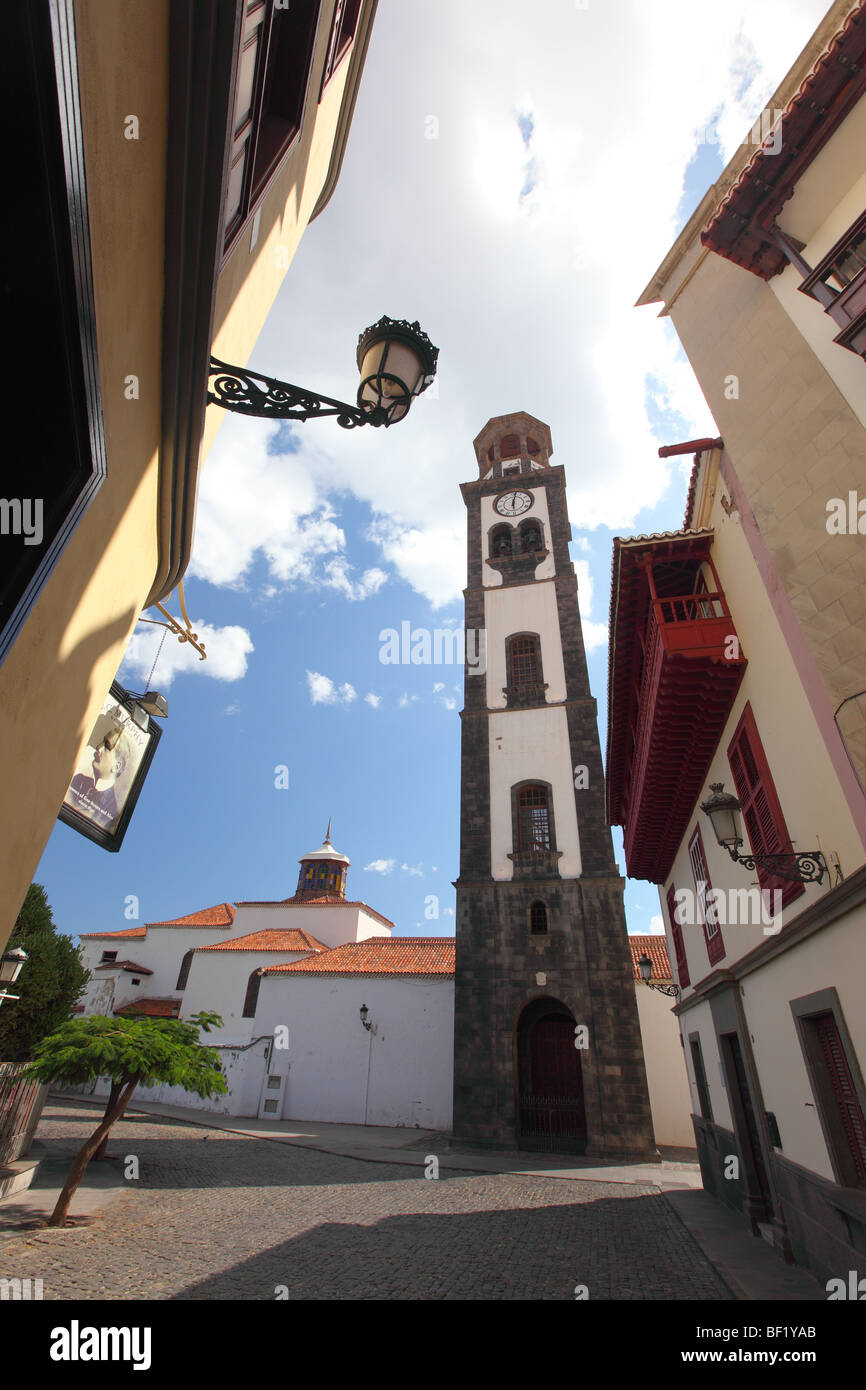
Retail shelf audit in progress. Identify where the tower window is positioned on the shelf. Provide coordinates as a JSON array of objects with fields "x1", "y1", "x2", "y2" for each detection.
[
  {"x1": 520, "y1": 522, "x2": 542, "y2": 552},
  {"x1": 491, "y1": 525, "x2": 513, "y2": 558},
  {"x1": 508, "y1": 634, "x2": 540, "y2": 686},
  {"x1": 529, "y1": 901, "x2": 548, "y2": 934},
  {"x1": 517, "y1": 784, "x2": 552, "y2": 851}
]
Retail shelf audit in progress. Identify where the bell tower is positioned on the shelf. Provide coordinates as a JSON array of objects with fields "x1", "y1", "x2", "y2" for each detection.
[{"x1": 452, "y1": 412, "x2": 656, "y2": 1158}]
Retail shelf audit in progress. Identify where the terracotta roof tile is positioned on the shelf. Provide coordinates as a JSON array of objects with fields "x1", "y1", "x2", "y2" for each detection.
[
  {"x1": 114, "y1": 997, "x2": 181, "y2": 1018},
  {"x1": 146, "y1": 903, "x2": 236, "y2": 929},
  {"x1": 199, "y1": 929, "x2": 327, "y2": 953},
  {"x1": 80, "y1": 926, "x2": 148, "y2": 940},
  {"x1": 94, "y1": 960, "x2": 153, "y2": 975},
  {"x1": 629, "y1": 934, "x2": 672, "y2": 983},
  {"x1": 264, "y1": 936, "x2": 454, "y2": 977}
]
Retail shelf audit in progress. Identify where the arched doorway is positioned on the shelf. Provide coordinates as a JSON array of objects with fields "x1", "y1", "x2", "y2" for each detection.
[{"x1": 516, "y1": 997, "x2": 587, "y2": 1153}]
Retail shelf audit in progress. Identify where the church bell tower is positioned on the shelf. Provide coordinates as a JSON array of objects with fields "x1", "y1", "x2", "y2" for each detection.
[{"x1": 452, "y1": 412, "x2": 656, "y2": 1159}]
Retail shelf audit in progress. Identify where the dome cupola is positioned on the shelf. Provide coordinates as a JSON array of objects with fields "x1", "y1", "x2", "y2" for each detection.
[{"x1": 295, "y1": 820, "x2": 350, "y2": 900}]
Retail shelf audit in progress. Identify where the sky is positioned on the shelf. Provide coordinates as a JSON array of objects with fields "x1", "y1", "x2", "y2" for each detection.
[{"x1": 36, "y1": 0, "x2": 832, "y2": 947}]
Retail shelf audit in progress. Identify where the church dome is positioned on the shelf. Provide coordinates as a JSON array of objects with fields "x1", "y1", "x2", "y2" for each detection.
[{"x1": 295, "y1": 824, "x2": 350, "y2": 900}]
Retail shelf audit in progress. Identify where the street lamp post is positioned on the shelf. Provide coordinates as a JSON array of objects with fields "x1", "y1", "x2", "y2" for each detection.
[
  {"x1": 637, "y1": 953, "x2": 680, "y2": 1000},
  {"x1": 207, "y1": 316, "x2": 439, "y2": 429},
  {"x1": 0, "y1": 946, "x2": 28, "y2": 1005}
]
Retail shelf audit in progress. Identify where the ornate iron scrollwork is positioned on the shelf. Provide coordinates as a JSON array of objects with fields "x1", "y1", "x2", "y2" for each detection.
[{"x1": 207, "y1": 357, "x2": 384, "y2": 428}]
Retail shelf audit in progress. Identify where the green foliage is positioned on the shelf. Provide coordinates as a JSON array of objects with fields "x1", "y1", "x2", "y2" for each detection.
[
  {"x1": 22, "y1": 1013, "x2": 228, "y2": 1099},
  {"x1": 0, "y1": 884, "x2": 89, "y2": 1062}
]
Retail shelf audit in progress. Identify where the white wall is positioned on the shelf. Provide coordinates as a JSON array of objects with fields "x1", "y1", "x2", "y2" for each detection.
[
  {"x1": 180, "y1": 947, "x2": 312, "y2": 1042},
  {"x1": 633, "y1": 983, "x2": 694, "y2": 1148},
  {"x1": 484, "y1": 581, "x2": 566, "y2": 708},
  {"x1": 480, "y1": 487, "x2": 556, "y2": 588},
  {"x1": 79, "y1": 926, "x2": 233, "y2": 1010},
  {"x1": 488, "y1": 707, "x2": 582, "y2": 879},
  {"x1": 227, "y1": 902, "x2": 390, "y2": 948},
  {"x1": 255, "y1": 974, "x2": 454, "y2": 1129}
]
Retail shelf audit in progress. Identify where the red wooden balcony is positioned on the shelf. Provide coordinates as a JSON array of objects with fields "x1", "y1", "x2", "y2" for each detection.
[{"x1": 607, "y1": 533, "x2": 747, "y2": 884}]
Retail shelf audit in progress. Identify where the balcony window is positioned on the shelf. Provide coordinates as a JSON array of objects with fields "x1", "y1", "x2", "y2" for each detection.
[
  {"x1": 688, "y1": 826, "x2": 725, "y2": 966},
  {"x1": 796, "y1": 210, "x2": 866, "y2": 358},
  {"x1": 321, "y1": 0, "x2": 362, "y2": 92},
  {"x1": 517, "y1": 784, "x2": 552, "y2": 852},
  {"x1": 727, "y1": 703, "x2": 803, "y2": 910}
]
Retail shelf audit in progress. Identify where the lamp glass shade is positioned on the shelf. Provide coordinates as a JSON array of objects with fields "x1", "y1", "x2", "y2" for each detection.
[
  {"x1": 0, "y1": 947, "x2": 27, "y2": 984},
  {"x1": 638, "y1": 953, "x2": 653, "y2": 982},
  {"x1": 359, "y1": 1004, "x2": 369, "y2": 1023},
  {"x1": 356, "y1": 318, "x2": 438, "y2": 426},
  {"x1": 700, "y1": 782, "x2": 743, "y2": 850}
]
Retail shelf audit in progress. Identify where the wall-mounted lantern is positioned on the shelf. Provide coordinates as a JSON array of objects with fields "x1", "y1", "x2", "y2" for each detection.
[{"x1": 699, "y1": 782, "x2": 827, "y2": 885}]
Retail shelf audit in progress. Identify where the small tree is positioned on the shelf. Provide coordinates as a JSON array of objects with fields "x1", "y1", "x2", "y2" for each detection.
[
  {"x1": 23, "y1": 1010, "x2": 227, "y2": 1227},
  {"x1": 0, "y1": 883, "x2": 89, "y2": 1062}
]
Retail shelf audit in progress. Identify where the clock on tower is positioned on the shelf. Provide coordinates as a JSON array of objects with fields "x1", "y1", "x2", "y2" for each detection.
[{"x1": 452, "y1": 411, "x2": 656, "y2": 1159}]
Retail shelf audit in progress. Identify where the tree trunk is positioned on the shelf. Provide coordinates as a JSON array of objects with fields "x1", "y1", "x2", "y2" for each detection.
[
  {"x1": 93, "y1": 1081, "x2": 122, "y2": 1160},
  {"x1": 48, "y1": 1078, "x2": 139, "y2": 1227}
]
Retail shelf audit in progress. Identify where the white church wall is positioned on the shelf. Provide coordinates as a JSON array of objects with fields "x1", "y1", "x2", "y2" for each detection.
[
  {"x1": 484, "y1": 582, "x2": 566, "y2": 709},
  {"x1": 79, "y1": 925, "x2": 234, "y2": 1006},
  {"x1": 226, "y1": 902, "x2": 388, "y2": 948},
  {"x1": 633, "y1": 982, "x2": 694, "y2": 1148},
  {"x1": 255, "y1": 974, "x2": 454, "y2": 1129},
  {"x1": 85, "y1": 1036, "x2": 271, "y2": 1118},
  {"x1": 488, "y1": 707, "x2": 582, "y2": 879},
  {"x1": 180, "y1": 948, "x2": 311, "y2": 1043}
]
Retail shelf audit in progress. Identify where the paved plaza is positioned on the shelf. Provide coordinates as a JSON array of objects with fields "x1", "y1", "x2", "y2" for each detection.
[{"x1": 0, "y1": 1100, "x2": 736, "y2": 1301}]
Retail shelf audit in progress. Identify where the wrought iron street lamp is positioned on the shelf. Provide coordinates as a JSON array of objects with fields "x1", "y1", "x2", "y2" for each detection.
[
  {"x1": 359, "y1": 1004, "x2": 372, "y2": 1032},
  {"x1": 207, "y1": 316, "x2": 439, "y2": 429},
  {"x1": 699, "y1": 782, "x2": 827, "y2": 885},
  {"x1": 637, "y1": 953, "x2": 680, "y2": 1000},
  {"x1": 0, "y1": 945, "x2": 28, "y2": 1005}
]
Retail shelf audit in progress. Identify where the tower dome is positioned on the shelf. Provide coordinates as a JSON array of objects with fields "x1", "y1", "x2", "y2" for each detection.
[{"x1": 294, "y1": 821, "x2": 350, "y2": 900}]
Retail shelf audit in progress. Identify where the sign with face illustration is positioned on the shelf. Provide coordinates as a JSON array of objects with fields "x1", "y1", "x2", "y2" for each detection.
[{"x1": 59, "y1": 682, "x2": 162, "y2": 851}]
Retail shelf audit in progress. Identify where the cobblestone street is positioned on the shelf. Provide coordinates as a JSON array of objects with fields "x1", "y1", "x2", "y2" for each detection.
[{"x1": 0, "y1": 1102, "x2": 732, "y2": 1301}]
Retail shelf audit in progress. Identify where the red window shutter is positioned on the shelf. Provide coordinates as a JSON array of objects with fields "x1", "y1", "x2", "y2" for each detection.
[
  {"x1": 815, "y1": 1013, "x2": 866, "y2": 1183},
  {"x1": 665, "y1": 885, "x2": 690, "y2": 987},
  {"x1": 727, "y1": 704, "x2": 804, "y2": 910},
  {"x1": 688, "y1": 827, "x2": 725, "y2": 966}
]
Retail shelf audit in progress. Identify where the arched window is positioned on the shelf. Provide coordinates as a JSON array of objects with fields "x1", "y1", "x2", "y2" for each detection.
[
  {"x1": 517, "y1": 784, "x2": 552, "y2": 851},
  {"x1": 175, "y1": 950, "x2": 194, "y2": 991},
  {"x1": 520, "y1": 522, "x2": 542, "y2": 552},
  {"x1": 508, "y1": 634, "x2": 540, "y2": 686},
  {"x1": 529, "y1": 901, "x2": 549, "y2": 934},
  {"x1": 491, "y1": 525, "x2": 513, "y2": 557},
  {"x1": 242, "y1": 969, "x2": 262, "y2": 1019}
]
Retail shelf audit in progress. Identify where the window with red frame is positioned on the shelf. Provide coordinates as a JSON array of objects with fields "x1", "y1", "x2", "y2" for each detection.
[
  {"x1": 321, "y1": 0, "x2": 362, "y2": 92},
  {"x1": 727, "y1": 704, "x2": 804, "y2": 910},
  {"x1": 665, "y1": 885, "x2": 690, "y2": 987},
  {"x1": 688, "y1": 827, "x2": 725, "y2": 966}
]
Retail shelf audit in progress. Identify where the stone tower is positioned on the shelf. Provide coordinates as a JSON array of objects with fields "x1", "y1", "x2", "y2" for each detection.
[{"x1": 452, "y1": 412, "x2": 656, "y2": 1159}]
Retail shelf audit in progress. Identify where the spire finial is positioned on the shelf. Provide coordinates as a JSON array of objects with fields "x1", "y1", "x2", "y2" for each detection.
[{"x1": 325, "y1": 816, "x2": 332, "y2": 843}]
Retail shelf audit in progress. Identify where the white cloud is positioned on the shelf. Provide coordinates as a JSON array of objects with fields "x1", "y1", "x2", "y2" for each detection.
[
  {"x1": 364, "y1": 692, "x2": 382, "y2": 709},
  {"x1": 223, "y1": 702, "x2": 240, "y2": 716},
  {"x1": 322, "y1": 558, "x2": 387, "y2": 601},
  {"x1": 120, "y1": 620, "x2": 253, "y2": 688},
  {"x1": 648, "y1": 915, "x2": 665, "y2": 935},
  {"x1": 398, "y1": 693, "x2": 419, "y2": 709},
  {"x1": 305, "y1": 671, "x2": 357, "y2": 706},
  {"x1": 364, "y1": 858, "x2": 396, "y2": 875},
  {"x1": 443, "y1": 907, "x2": 455, "y2": 917},
  {"x1": 402, "y1": 863, "x2": 424, "y2": 878}
]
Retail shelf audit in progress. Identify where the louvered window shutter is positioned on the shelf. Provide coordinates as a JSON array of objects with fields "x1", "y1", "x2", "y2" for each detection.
[
  {"x1": 688, "y1": 828, "x2": 725, "y2": 965},
  {"x1": 728, "y1": 705, "x2": 804, "y2": 909},
  {"x1": 815, "y1": 1014, "x2": 866, "y2": 1184},
  {"x1": 666, "y1": 885, "x2": 690, "y2": 986}
]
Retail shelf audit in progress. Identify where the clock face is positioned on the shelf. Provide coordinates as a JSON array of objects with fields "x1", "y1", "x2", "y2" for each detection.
[{"x1": 495, "y1": 490, "x2": 533, "y2": 517}]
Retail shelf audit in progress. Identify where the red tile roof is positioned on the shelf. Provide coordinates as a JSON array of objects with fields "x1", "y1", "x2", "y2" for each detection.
[
  {"x1": 147, "y1": 903, "x2": 236, "y2": 929},
  {"x1": 264, "y1": 936, "x2": 454, "y2": 977},
  {"x1": 199, "y1": 929, "x2": 327, "y2": 953},
  {"x1": 80, "y1": 926, "x2": 148, "y2": 940},
  {"x1": 234, "y1": 898, "x2": 395, "y2": 928},
  {"x1": 114, "y1": 998, "x2": 181, "y2": 1018},
  {"x1": 94, "y1": 960, "x2": 153, "y2": 975},
  {"x1": 629, "y1": 934, "x2": 672, "y2": 983}
]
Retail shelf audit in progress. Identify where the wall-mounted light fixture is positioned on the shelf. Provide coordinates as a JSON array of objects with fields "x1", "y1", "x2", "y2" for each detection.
[
  {"x1": 699, "y1": 782, "x2": 827, "y2": 884},
  {"x1": 0, "y1": 946, "x2": 28, "y2": 1005},
  {"x1": 207, "y1": 317, "x2": 439, "y2": 430},
  {"x1": 638, "y1": 953, "x2": 680, "y2": 1000},
  {"x1": 359, "y1": 1004, "x2": 372, "y2": 1032}
]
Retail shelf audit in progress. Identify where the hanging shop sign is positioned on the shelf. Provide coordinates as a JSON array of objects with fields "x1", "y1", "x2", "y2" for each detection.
[{"x1": 58, "y1": 682, "x2": 162, "y2": 852}]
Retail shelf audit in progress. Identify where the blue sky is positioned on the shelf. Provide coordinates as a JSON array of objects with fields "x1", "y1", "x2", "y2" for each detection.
[{"x1": 34, "y1": 0, "x2": 831, "y2": 946}]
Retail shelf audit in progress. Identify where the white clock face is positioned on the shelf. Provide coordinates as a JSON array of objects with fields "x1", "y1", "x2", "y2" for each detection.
[{"x1": 495, "y1": 490, "x2": 533, "y2": 517}]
